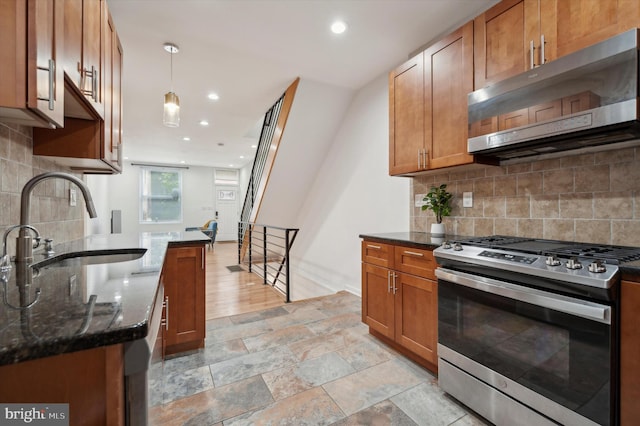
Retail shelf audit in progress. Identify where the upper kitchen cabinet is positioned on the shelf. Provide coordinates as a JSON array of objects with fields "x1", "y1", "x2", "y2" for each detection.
[
  {"x1": 474, "y1": 0, "x2": 553, "y2": 88},
  {"x1": 62, "y1": 0, "x2": 105, "y2": 119},
  {"x1": 390, "y1": 21, "x2": 492, "y2": 176},
  {"x1": 475, "y1": 0, "x2": 640, "y2": 89},
  {"x1": 0, "y1": 0, "x2": 64, "y2": 128},
  {"x1": 33, "y1": 0, "x2": 123, "y2": 173},
  {"x1": 555, "y1": 0, "x2": 640, "y2": 57},
  {"x1": 425, "y1": 21, "x2": 475, "y2": 169},
  {"x1": 389, "y1": 53, "x2": 425, "y2": 175}
]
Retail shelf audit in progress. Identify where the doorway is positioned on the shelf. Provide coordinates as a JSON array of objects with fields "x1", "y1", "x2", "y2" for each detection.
[{"x1": 215, "y1": 185, "x2": 238, "y2": 241}]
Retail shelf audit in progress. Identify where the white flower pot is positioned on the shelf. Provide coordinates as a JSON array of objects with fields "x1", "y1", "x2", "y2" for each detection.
[{"x1": 430, "y1": 223, "x2": 445, "y2": 237}]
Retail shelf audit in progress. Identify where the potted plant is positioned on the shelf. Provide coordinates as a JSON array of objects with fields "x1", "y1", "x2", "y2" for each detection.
[{"x1": 422, "y1": 184, "x2": 453, "y2": 237}]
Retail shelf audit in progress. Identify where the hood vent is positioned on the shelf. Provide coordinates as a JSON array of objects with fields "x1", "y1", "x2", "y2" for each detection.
[{"x1": 467, "y1": 29, "x2": 640, "y2": 160}]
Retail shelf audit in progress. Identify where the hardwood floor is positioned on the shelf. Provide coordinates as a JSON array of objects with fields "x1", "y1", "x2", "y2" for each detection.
[{"x1": 205, "y1": 241, "x2": 286, "y2": 320}]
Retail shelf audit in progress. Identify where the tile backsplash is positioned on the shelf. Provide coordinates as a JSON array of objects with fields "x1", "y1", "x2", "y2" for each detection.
[
  {"x1": 0, "y1": 122, "x2": 84, "y2": 255},
  {"x1": 411, "y1": 147, "x2": 640, "y2": 246}
]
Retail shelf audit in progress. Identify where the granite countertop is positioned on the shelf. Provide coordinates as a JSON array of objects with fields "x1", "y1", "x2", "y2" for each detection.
[{"x1": 0, "y1": 231, "x2": 210, "y2": 366}]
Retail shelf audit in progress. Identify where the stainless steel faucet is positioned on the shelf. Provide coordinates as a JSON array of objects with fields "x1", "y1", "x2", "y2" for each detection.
[{"x1": 15, "y1": 172, "x2": 97, "y2": 263}]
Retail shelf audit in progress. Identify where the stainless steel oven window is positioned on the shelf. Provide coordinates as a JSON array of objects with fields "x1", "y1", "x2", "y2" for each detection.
[{"x1": 437, "y1": 270, "x2": 613, "y2": 426}]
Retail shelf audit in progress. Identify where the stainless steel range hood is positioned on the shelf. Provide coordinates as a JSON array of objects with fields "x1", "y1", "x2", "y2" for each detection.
[{"x1": 467, "y1": 29, "x2": 640, "y2": 160}]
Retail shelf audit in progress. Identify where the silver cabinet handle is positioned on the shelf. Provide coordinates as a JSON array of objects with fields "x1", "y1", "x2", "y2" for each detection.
[
  {"x1": 435, "y1": 268, "x2": 611, "y2": 324},
  {"x1": 37, "y1": 59, "x2": 55, "y2": 110},
  {"x1": 417, "y1": 150, "x2": 422, "y2": 169},
  {"x1": 367, "y1": 244, "x2": 381, "y2": 249},
  {"x1": 82, "y1": 66, "x2": 97, "y2": 100},
  {"x1": 387, "y1": 270, "x2": 392, "y2": 293},
  {"x1": 164, "y1": 296, "x2": 169, "y2": 331},
  {"x1": 423, "y1": 149, "x2": 428, "y2": 169},
  {"x1": 403, "y1": 250, "x2": 424, "y2": 257},
  {"x1": 530, "y1": 40, "x2": 536, "y2": 69},
  {"x1": 93, "y1": 67, "x2": 99, "y2": 102},
  {"x1": 540, "y1": 34, "x2": 546, "y2": 65},
  {"x1": 392, "y1": 272, "x2": 397, "y2": 295}
]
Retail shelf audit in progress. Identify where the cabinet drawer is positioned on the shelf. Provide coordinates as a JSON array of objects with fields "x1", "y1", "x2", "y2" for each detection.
[
  {"x1": 394, "y1": 246, "x2": 436, "y2": 279},
  {"x1": 362, "y1": 241, "x2": 393, "y2": 268}
]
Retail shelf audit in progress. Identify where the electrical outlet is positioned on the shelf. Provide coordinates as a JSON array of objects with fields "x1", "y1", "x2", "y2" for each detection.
[
  {"x1": 69, "y1": 188, "x2": 77, "y2": 206},
  {"x1": 463, "y1": 192, "x2": 473, "y2": 208},
  {"x1": 414, "y1": 194, "x2": 428, "y2": 207}
]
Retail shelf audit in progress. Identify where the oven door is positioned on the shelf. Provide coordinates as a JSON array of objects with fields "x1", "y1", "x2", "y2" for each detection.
[{"x1": 436, "y1": 267, "x2": 613, "y2": 426}]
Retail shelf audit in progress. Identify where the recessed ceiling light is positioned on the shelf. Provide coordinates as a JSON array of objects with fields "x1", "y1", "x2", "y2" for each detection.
[
  {"x1": 180, "y1": 160, "x2": 185, "y2": 164},
  {"x1": 183, "y1": 137, "x2": 190, "y2": 141},
  {"x1": 228, "y1": 164, "x2": 234, "y2": 167},
  {"x1": 207, "y1": 92, "x2": 219, "y2": 101},
  {"x1": 124, "y1": 156, "x2": 129, "y2": 160},
  {"x1": 240, "y1": 155, "x2": 245, "y2": 159},
  {"x1": 199, "y1": 120, "x2": 209, "y2": 126},
  {"x1": 251, "y1": 144, "x2": 257, "y2": 149},
  {"x1": 331, "y1": 20, "x2": 347, "y2": 34}
]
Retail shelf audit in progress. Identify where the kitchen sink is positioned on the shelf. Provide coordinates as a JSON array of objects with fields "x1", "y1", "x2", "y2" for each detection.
[{"x1": 32, "y1": 248, "x2": 147, "y2": 269}]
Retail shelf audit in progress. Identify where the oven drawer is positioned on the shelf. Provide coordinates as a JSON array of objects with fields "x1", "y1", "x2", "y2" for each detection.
[
  {"x1": 394, "y1": 246, "x2": 436, "y2": 279},
  {"x1": 362, "y1": 241, "x2": 393, "y2": 268}
]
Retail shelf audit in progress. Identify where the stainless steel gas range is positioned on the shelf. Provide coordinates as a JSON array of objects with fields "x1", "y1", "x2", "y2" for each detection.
[{"x1": 434, "y1": 236, "x2": 640, "y2": 426}]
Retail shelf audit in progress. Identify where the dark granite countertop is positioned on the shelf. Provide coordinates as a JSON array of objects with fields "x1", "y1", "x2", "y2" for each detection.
[
  {"x1": 620, "y1": 259, "x2": 640, "y2": 281},
  {"x1": 0, "y1": 231, "x2": 210, "y2": 366},
  {"x1": 359, "y1": 232, "x2": 469, "y2": 250}
]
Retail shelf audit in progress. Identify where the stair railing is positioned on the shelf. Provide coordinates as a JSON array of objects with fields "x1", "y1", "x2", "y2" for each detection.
[{"x1": 237, "y1": 221, "x2": 299, "y2": 303}]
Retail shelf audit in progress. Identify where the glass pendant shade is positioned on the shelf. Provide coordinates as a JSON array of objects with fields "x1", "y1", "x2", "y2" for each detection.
[{"x1": 163, "y1": 91, "x2": 180, "y2": 127}]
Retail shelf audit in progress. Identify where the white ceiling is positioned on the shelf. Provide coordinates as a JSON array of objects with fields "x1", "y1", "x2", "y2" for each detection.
[{"x1": 107, "y1": 0, "x2": 498, "y2": 169}]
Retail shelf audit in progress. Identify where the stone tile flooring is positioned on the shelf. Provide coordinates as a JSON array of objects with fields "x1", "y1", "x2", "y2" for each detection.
[{"x1": 149, "y1": 291, "x2": 489, "y2": 425}]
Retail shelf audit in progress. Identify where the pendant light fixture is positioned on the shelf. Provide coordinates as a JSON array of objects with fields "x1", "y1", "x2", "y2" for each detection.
[{"x1": 163, "y1": 42, "x2": 180, "y2": 127}]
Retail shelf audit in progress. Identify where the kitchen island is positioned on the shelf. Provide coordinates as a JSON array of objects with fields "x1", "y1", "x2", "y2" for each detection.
[{"x1": 0, "y1": 231, "x2": 209, "y2": 425}]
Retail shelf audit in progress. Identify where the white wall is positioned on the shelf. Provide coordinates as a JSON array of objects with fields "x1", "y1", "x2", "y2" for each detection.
[
  {"x1": 289, "y1": 74, "x2": 410, "y2": 300},
  {"x1": 85, "y1": 174, "x2": 112, "y2": 235},
  {"x1": 102, "y1": 162, "x2": 216, "y2": 234}
]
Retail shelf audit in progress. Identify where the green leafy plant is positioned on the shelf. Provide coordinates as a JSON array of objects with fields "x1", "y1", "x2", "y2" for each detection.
[{"x1": 421, "y1": 184, "x2": 453, "y2": 224}]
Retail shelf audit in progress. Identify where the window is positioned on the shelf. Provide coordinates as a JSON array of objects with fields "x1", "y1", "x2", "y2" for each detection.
[{"x1": 140, "y1": 168, "x2": 182, "y2": 223}]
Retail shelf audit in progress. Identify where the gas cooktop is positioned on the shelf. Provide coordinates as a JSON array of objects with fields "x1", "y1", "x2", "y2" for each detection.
[
  {"x1": 449, "y1": 235, "x2": 640, "y2": 265},
  {"x1": 433, "y1": 235, "x2": 640, "y2": 290}
]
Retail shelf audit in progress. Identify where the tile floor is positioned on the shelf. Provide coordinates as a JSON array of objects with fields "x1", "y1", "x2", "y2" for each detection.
[{"x1": 149, "y1": 291, "x2": 489, "y2": 425}]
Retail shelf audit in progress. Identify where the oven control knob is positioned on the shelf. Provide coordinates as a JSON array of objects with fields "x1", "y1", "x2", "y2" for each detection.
[
  {"x1": 453, "y1": 243, "x2": 463, "y2": 251},
  {"x1": 546, "y1": 255, "x2": 561, "y2": 266},
  {"x1": 565, "y1": 257, "x2": 583, "y2": 270},
  {"x1": 442, "y1": 241, "x2": 452, "y2": 249},
  {"x1": 588, "y1": 260, "x2": 607, "y2": 273}
]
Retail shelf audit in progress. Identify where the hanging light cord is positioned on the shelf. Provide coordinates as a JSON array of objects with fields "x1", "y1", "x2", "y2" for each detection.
[{"x1": 170, "y1": 49, "x2": 174, "y2": 92}]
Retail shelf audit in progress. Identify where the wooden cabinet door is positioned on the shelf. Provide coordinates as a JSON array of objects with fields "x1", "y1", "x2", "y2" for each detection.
[
  {"x1": 362, "y1": 263, "x2": 395, "y2": 339},
  {"x1": 102, "y1": 7, "x2": 122, "y2": 172},
  {"x1": 389, "y1": 53, "x2": 425, "y2": 175},
  {"x1": 28, "y1": 0, "x2": 65, "y2": 127},
  {"x1": 620, "y1": 279, "x2": 640, "y2": 425},
  {"x1": 425, "y1": 21, "x2": 474, "y2": 170},
  {"x1": 555, "y1": 0, "x2": 637, "y2": 58},
  {"x1": 63, "y1": 0, "x2": 104, "y2": 118},
  {"x1": 394, "y1": 273, "x2": 438, "y2": 364},
  {"x1": 475, "y1": 0, "x2": 529, "y2": 88},
  {"x1": 0, "y1": 0, "x2": 64, "y2": 128},
  {"x1": 164, "y1": 245, "x2": 206, "y2": 352}
]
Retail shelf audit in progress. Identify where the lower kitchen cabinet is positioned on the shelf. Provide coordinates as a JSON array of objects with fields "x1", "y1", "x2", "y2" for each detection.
[
  {"x1": 361, "y1": 240, "x2": 438, "y2": 371},
  {"x1": 162, "y1": 243, "x2": 206, "y2": 355},
  {"x1": 0, "y1": 344, "x2": 125, "y2": 425},
  {"x1": 620, "y1": 279, "x2": 640, "y2": 425}
]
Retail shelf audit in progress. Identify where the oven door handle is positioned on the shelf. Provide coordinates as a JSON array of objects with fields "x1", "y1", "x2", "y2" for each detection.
[{"x1": 435, "y1": 268, "x2": 611, "y2": 324}]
